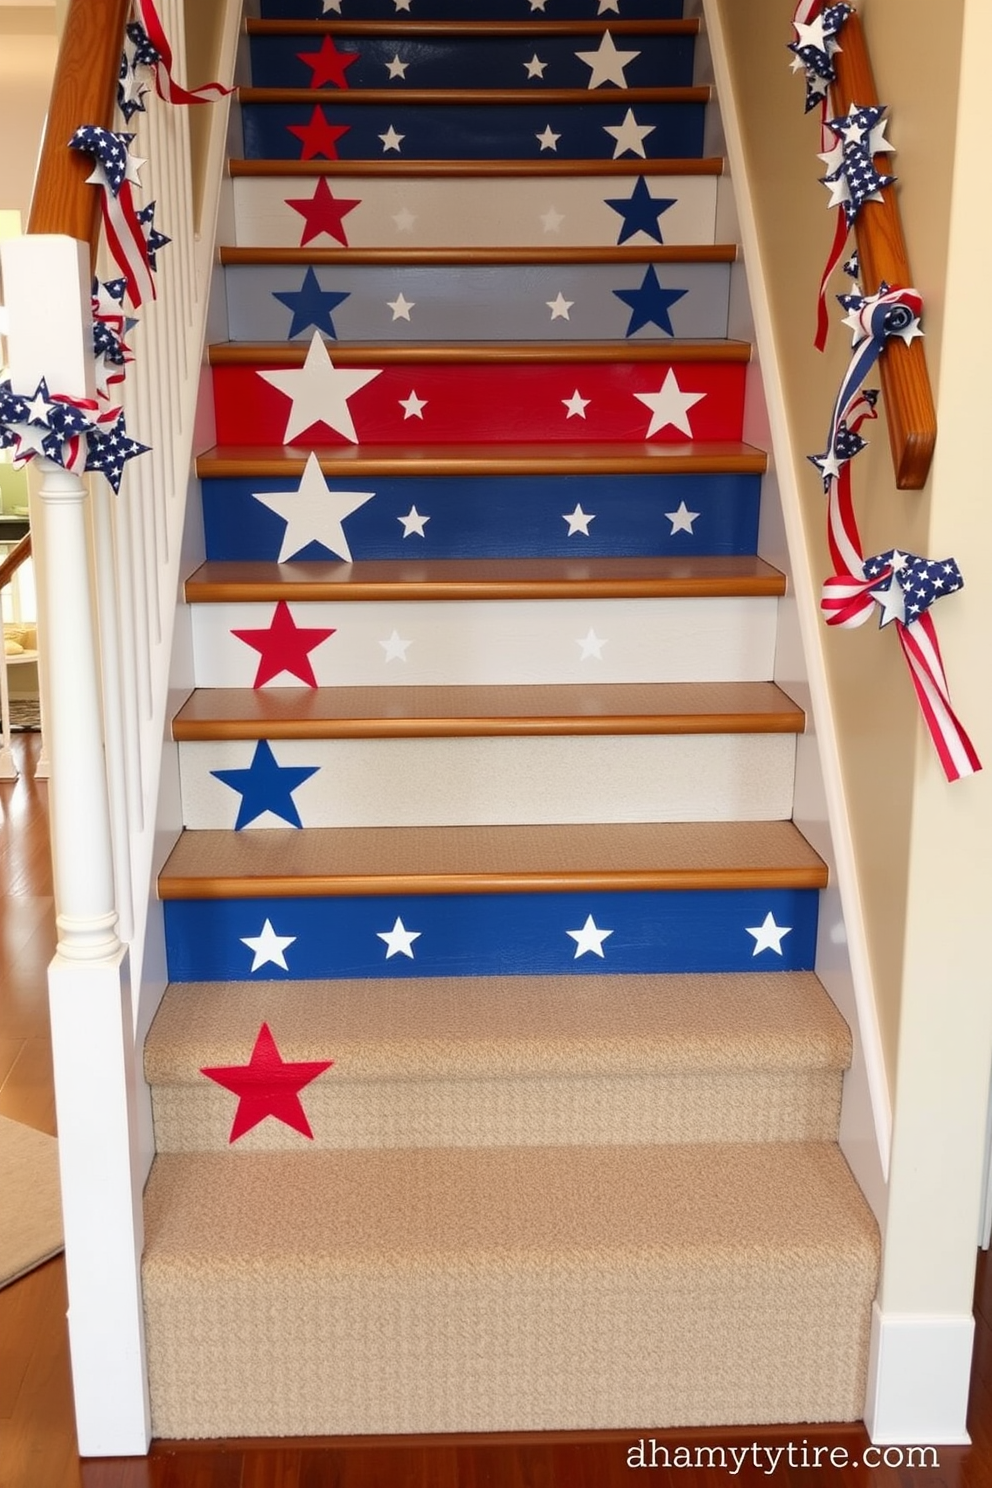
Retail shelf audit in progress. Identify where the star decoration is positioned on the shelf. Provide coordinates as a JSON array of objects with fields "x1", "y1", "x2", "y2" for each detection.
[
  {"x1": 394, "y1": 0, "x2": 412, "y2": 10},
  {"x1": 819, "y1": 104, "x2": 896, "y2": 225},
  {"x1": 563, "y1": 504, "x2": 595, "y2": 535},
  {"x1": 398, "y1": 505, "x2": 430, "y2": 537},
  {"x1": 298, "y1": 35, "x2": 359, "y2": 89},
  {"x1": 377, "y1": 916, "x2": 421, "y2": 958},
  {"x1": 547, "y1": 291, "x2": 574, "y2": 320},
  {"x1": 241, "y1": 918, "x2": 297, "y2": 973},
  {"x1": 393, "y1": 207, "x2": 417, "y2": 232},
  {"x1": 562, "y1": 389, "x2": 590, "y2": 419},
  {"x1": 536, "y1": 125, "x2": 561, "y2": 152},
  {"x1": 211, "y1": 739, "x2": 320, "y2": 830},
  {"x1": 665, "y1": 500, "x2": 699, "y2": 534},
  {"x1": 273, "y1": 267, "x2": 350, "y2": 339},
  {"x1": 613, "y1": 265, "x2": 688, "y2": 337},
  {"x1": 567, "y1": 914, "x2": 613, "y2": 958},
  {"x1": 788, "y1": 4, "x2": 852, "y2": 110},
  {"x1": 605, "y1": 176, "x2": 677, "y2": 244},
  {"x1": 529, "y1": 0, "x2": 548, "y2": 10},
  {"x1": 386, "y1": 54, "x2": 408, "y2": 79},
  {"x1": 201, "y1": 1023, "x2": 333, "y2": 1143},
  {"x1": 862, "y1": 548, "x2": 964, "y2": 627},
  {"x1": 286, "y1": 107, "x2": 350, "y2": 160},
  {"x1": 598, "y1": 0, "x2": 621, "y2": 11},
  {"x1": 69, "y1": 126, "x2": 143, "y2": 196},
  {"x1": 524, "y1": 55, "x2": 548, "y2": 79},
  {"x1": 379, "y1": 125, "x2": 405, "y2": 152},
  {"x1": 257, "y1": 331, "x2": 382, "y2": 444},
  {"x1": 745, "y1": 912, "x2": 792, "y2": 957},
  {"x1": 232, "y1": 599, "x2": 336, "y2": 688},
  {"x1": 387, "y1": 292, "x2": 415, "y2": 321},
  {"x1": 603, "y1": 108, "x2": 655, "y2": 159},
  {"x1": 540, "y1": 205, "x2": 565, "y2": 233},
  {"x1": 575, "y1": 31, "x2": 640, "y2": 88},
  {"x1": 634, "y1": 369, "x2": 706, "y2": 438},
  {"x1": 322, "y1": 0, "x2": 343, "y2": 11},
  {"x1": 136, "y1": 201, "x2": 170, "y2": 270},
  {"x1": 83, "y1": 413, "x2": 149, "y2": 493},
  {"x1": 380, "y1": 629, "x2": 412, "y2": 662},
  {"x1": 577, "y1": 628, "x2": 607, "y2": 659},
  {"x1": 251, "y1": 451, "x2": 375, "y2": 562},
  {"x1": 285, "y1": 178, "x2": 361, "y2": 248},
  {"x1": 399, "y1": 389, "x2": 427, "y2": 419}
]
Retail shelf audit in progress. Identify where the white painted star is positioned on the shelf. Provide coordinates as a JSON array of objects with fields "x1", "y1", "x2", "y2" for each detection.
[
  {"x1": 379, "y1": 125, "x2": 405, "y2": 152},
  {"x1": 241, "y1": 918, "x2": 297, "y2": 973},
  {"x1": 634, "y1": 369, "x2": 706, "y2": 438},
  {"x1": 321, "y1": 0, "x2": 343, "y2": 11},
  {"x1": 386, "y1": 54, "x2": 409, "y2": 79},
  {"x1": 536, "y1": 125, "x2": 561, "y2": 152},
  {"x1": 577, "y1": 628, "x2": 607, "y2": 659},
  {"x1": 387, "y1": 292, "x2": 415, "y2": 321},
  {"x1": 399, "y1": 389, "x2": 427, "y2": 419},
  {"x1": 377, "y1": 916, "x2": 421, "y2": 958},
  {"x1": 564, "y1": 504, "x2": 595, "y2": 535},
  {"x1": 597, "y1": 0, "x2": 621, "y2": 11},
  {"x1": 524, "y1": 54, "x2": 548, "y2": 79},
  {"x1": 529, "y1": 0, "x2": 548, "y2": 9},
  {"x1": 567, "y1": 914, "x2": 613, "y2": 958},
  {"x1": 398, "y1": 504, "x2": 430, "y2": 537},
  {"x1": 872, "y1": 572, "x2": 906, "y2": 627},
  {"x1": 603, "y1": 108, "x2": 655, "y2": 159},
  {"x1": 392, "y1": 207, "x2": 416, "y2": 232},
  {"x1": 575, "y1": 31, "x2": 640, "y2": 89},
  {"x1": 540, "y1": 205, "x2": 565, "y2": 233},
  {"x1": 251, "y1": 450, "x2": 375, "y2": 563},
  {"x1": 257, "y1": 331, "x2": 381, "y2": 444},
  {"x1": 563, "y1": 389, "x2": 590, "y2": 419},
  {"x1": 665, "y1": 500, "x2": 699, "y2": 535},
  {"x1": 547, "y1": 291, "x2": 574, "y2": 320},
  {"x1": 792, "y1": 16, "x2": 829, "y2": 54},
  {"x1": 394, "y1": 0, "x2": 412, "y2": 11},
  {"x1": 380, "y1": 630, "x2": 412, "y2": 662},
  {"x1": 746, "y1": 912, "x2": 792, "y2": 957}
]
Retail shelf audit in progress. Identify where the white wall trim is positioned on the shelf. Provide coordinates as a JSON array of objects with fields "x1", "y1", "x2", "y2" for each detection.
[{"x1": 865, "y1": 1304, "x2": 973, "y2": 1445}]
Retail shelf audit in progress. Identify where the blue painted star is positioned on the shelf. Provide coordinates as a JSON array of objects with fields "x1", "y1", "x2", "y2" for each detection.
[
  {"x1": 211, "y1": 739, "x2": 320, "y2": 830},
  {"x1": 612, "y1": 265, "x2": 688, "y2": 337},
  {"x1": 273, "y1": 267, "x2": 350, "y2": 340},
  {"x1": 604, "y1": 176, "x2": 676, "y2": 244}
]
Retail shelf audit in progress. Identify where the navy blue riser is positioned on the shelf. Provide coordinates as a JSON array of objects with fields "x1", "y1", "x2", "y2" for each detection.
[
  {"x1": 224, "y1": 261, "x2": 730, "y2": 341},
  {"x1": 164, "y1": 887, "x2": 818, "y2": 981},
  {"x1": 248, "y1": 32, "x2": 696, "y2": 91},
  {"x1": 200, "y1": 472, "x2": 761, "y2": 561},
  {"x1": 241, "y1": 100, "x2": 706, "y2": 161},
  {"x1": 260, "y1": 1, "x2": 685, "y2": 20}
]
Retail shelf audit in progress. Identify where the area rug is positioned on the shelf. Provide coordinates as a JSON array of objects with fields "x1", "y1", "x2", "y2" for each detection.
[
  {"x1": 0, "y1": 1114, "x2": 63, "y2": 1288},
  {"x1": 1, "y1": 697, "x2": 41, "y2": 732}
]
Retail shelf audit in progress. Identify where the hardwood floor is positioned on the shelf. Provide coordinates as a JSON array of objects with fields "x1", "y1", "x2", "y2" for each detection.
[{"x1": 2, "y1": 729, "x2": 991, "y2": 1487}]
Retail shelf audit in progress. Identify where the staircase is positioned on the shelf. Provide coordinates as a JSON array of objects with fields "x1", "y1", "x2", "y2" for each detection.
[{"x1": 142, "y1": 0, "x2": 880, "y2": 1438}]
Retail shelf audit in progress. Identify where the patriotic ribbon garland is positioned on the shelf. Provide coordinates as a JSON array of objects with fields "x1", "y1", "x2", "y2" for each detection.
[
  {"x1": 0, "y1": 377, "x2": 147, "y2": 494},
  {"x1": 69, "y1": 126, "x2": 156, "y2": 309},
  {"x1": 126, "y1": 1, "x2": 232, "y2": 108}
]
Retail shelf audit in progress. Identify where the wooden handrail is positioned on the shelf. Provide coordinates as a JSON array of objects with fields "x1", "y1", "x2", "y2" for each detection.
[
  {"x1": 0, "y1": 532, "x2": 32, "y2": 592},
  {"x1": 831, "y1": 13, "x2": 937, "y2": 490},
  {"x1": 27, "y1": 0, "x2": 131, "y2": 263}
]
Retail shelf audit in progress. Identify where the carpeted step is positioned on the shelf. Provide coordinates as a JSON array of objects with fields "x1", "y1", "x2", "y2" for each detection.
[
  {"x1": 145, "y1": 970, "x2": 851, "y2": 1153},
  {"x1": 141, "y1": 1139, "x2": 879, "y2": 1437}
]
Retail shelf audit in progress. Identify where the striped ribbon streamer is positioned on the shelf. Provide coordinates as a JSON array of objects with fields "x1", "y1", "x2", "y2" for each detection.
[{"x1": 131, "y1": 0, "x2": 232, "y2": 106}]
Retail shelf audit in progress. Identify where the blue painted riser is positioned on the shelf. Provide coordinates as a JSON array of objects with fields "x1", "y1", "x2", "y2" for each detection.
[
  {"x1": 200, "y1": 473, "x2": 761, "y2": 561},
  {"x1": 259, "y1": 1, "x2": 685, "y2": 21},
  {"x1": 248, "y1": 33, "x2": 696, "y2": 91},
  {"x1": 241, "y1": 101, "x2": 706, "y2": 162},
  {"x1": 164, "y1": 887, "x2": 819, "y2": 982}
]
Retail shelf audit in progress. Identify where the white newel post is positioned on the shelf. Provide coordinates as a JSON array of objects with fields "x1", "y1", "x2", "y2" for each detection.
[{"x1": 1, "y1": 235, "x2": 151, "y2": 1452}]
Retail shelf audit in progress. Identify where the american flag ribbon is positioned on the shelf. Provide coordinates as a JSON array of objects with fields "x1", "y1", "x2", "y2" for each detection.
[
  {"x1": 130, "y1": 0, "x2": 232, "y2": 107},
  {"x1": 69, "y1": 127, "x2": 156, "y2": 308}
]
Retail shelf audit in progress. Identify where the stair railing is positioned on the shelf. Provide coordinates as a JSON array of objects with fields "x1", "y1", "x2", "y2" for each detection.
[
  {"x1": 0, "y1": 0, "x2": 241, "y2": 1453},
  {"x1": 0, "y1": 531, "x2": 34, "y2": 779},
  {"x1": 831, "y1": 12, "x2": 936, "y2": 490}
]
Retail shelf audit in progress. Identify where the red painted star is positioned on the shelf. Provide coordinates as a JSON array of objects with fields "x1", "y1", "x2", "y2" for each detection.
[
  {"x1": 232, "y1": 600, "x2": 335, "y2": 687},
  {"x1": 201, "y1": 1022, "x2": 334, "y2": 1143},
  {"x1": 298, "y1": 36, "x2": 360, "y2": 89},
  {"x1": 286, "y1": 177, "x2": 361, "y2": 247},
  {"x1": 286, "y1": 106, "x2": 350, "y2": 161}
]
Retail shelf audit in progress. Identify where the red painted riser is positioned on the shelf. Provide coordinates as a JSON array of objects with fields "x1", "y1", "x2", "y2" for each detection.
[{"x1": 211, "y1": 360, "x2": 746, "y2": 445}]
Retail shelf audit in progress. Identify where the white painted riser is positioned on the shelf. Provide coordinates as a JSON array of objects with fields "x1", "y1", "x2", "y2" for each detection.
[
  {"x1": 178, "y1": 731, "x2": 797, "y2": 828},
  {"x1": 232, "y1": 174, "x2": 719, "y2": 249},
  {"x1": 190, "y1": 596, "x2": 779, "y2": 687}
]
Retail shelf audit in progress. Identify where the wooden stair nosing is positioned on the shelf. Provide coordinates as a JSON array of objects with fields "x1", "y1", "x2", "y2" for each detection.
[
  {"x1": 158, "y1": 820, "x2": 828, "y2": 901},
  {"x1": 171, "y1": 681, "x2": 805, "y2": 742},
  {"x1": 229, "y1": 157, "x2": 725, "y2": 178},
  {"x1": 238, "y1": 85, "x2": 711, "y2": 107},
  {"x1": 219, "y1": 245, "x2": 739, "y2": 267},
  {"x1": 208, "y1": 339, "x2": 751, "y2": 366},
  {"x1": 246, "y1": 19, "x2": 701, "y2": 38},
  {"x1": 184, "y1": 555, "x2": 786, "y2": 604},
  {"x1": 195, "y1": 440, "x2": 768, "y2": 478}
]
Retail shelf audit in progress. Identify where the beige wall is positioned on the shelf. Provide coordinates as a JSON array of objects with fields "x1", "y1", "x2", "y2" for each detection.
[{"x1": 0, "y1": 6, "x2": 59, "y2": 225}]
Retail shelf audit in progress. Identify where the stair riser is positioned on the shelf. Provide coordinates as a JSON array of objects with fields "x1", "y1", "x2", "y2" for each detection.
[
  {"x1": 224, "y1": 260, "x2": 731, "y2": 341},
  {"x1": 249, "y1": 33, "x2": 697, "y2": 91},
  {"x1": 233, "y1": 173, "x2": 719, "y2": 249},
  {"x1": 259, "y1": 0, "x2": 687, "y2": 17},
  {"x1": 179, "y1": 732, "x2": 797, "y2": 828},
  {"x1": 190, "y1": 596, "x2": 780, "y2": 687},
  {"x1": 151, "y1": 1068, "x2": 843, "y2": 1153},
  {"x1": 201, "y1": 472, "x2": 761, "y2": 562},
  {"x1": 163, "y1": 887, "x2": 819, "y2": 981},
  {"x1": 241, "y1": 100, "x2": 706, "y2": 163},
  {"x1": 213, "y1": 360, "x2": 746, "y2": 445}
]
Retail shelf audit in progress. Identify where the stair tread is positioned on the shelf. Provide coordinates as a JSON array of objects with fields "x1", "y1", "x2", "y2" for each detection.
[
  {"x1": 209, "y1": 339, "x2": 750, "y2": 365},
  {"x1": 196, "y1": 440, "x2": 767, "y2": 477},
  {"x1": 247, "y1": 19, "x2": 700, "y2": 36},
  {"x1": 220, "y1": 245, "x2": 738, "y2": 266},
  {"x1": 230, "y1": 157, "x2": 724, "y2": 177},
  {"x1": 159, "y1": 819, "x2": 827, "y2": 899},
  {"x1": 146, "y1": 971, "x2": 850, "y2": 1084},
  {"x1": 185, "y1": 554, "x2": 785, "y2": 602},
  {"x1": 173, "y1": 681, "x2": 804, "y2": 741},
  {"x1": 239, "y1": 86, "x2": 710, "y2": 105}
]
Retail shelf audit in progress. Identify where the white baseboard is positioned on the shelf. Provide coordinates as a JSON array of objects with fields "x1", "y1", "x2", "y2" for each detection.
[{"x1": 865, "y1": 1304, "x2": 974, "y2": 1444}]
